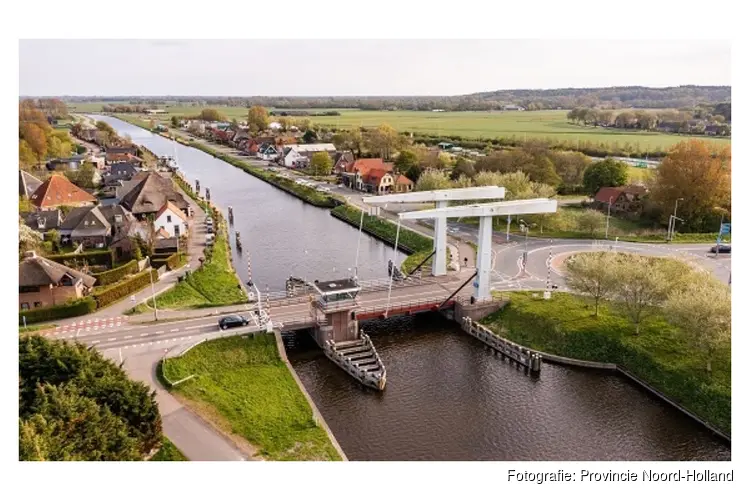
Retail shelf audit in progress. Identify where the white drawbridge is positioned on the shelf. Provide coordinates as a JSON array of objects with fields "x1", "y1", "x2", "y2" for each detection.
[{"x1": 361, "y1": 186, "x2": 506, "y2": 276}]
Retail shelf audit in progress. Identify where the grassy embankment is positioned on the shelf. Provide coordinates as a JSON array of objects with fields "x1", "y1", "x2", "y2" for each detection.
[
  {"x1": 161, "y1": 335, "x2": 341, "y2": 461},
  {"x1": 150, "y1": 437, "x2": 188, "y2": 461},
  {"x1": 483, "y1": 291, "x2": 730, "y2": 435},
  {"x1": 330, "y1": 204, "x2": 438, "y2": 274},
  {"x1": 129, "y1": 211, "x2": 246, "y2": 313},
  {"x1": 75, "y1": 104, "x2": 731, "y2": 150}
]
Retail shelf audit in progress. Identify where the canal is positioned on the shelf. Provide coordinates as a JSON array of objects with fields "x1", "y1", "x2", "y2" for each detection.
[{"x1": 97, "y1": 116, "x2": 730, "y2": 461}]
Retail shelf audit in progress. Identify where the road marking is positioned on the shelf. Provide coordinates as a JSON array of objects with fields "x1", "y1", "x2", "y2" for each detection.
[
  {"x1": 124, "y1": 336, "x2": 132, "y2": 339},
  {"x1": 140, "y1": 333, "x2": 149, "y2": 337},
  {"x1": 185, "y1": 325, "x2": 208, "y2": 330},
  {"x1": 108, "y1": 338, "x2": 116, "y2": 341},
  {"x1": 170, "y1": 328, "x2": 180, "y2": 332},
  {"x1": 91, "y1": 340, "x2": 99, "y2": 345},
  {"x1": 155, "y1": 330, "x2": 164, "y2": 334}
]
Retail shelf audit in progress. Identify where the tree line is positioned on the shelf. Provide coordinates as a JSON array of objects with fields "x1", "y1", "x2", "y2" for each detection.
[
  {"x1": 68, "y1": 86, "x2": 730, "y2": 111},
  {"x1": 19, "y1": 336, "x2": 162, "y2": 460},
  {"x1": 567, "y1": 105, "x2": 731, "y2": 136},
  {"x1": 19, "y1": 99, "x2": 76, "y2": 167}
]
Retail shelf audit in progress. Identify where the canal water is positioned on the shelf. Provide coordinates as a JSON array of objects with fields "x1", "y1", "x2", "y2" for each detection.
[{"x1": 97, "y1": 116, "x2": 730, "y2": 461}]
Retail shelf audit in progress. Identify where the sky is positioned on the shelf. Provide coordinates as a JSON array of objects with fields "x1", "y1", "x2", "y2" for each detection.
[{"x1": 19, "y1": 39, "x2": 731, "y2": 96}]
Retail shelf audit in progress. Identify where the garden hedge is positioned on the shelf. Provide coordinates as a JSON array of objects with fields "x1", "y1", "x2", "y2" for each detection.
[
  {"x1": 48, "y1": 249, "x2": 115, "y2": 268},
  {"x1": 91, "y1": 260, "x2": 138, "y2": 286},
  {"x1": 19, "y1": 298, "x2": 97, "y2": 325},
  {"x1": 92, "y1": 269, "x2": 159, "y2": 309}
]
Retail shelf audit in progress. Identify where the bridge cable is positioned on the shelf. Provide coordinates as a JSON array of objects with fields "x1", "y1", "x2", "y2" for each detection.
[
  {"x1": 353, "y1": 206, "x2": 366, "y2": 281},
  {"x1": 384, "y1": 218, "x2": 402, "y2": 318}
]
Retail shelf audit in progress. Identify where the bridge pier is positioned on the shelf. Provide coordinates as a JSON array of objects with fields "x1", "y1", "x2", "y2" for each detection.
[
  {"x1": 431, "y1": 200, "x2": 448, "y2": 276},
  {"x1": 474, "y1": 215, "x2": 494, "y2": 301}
]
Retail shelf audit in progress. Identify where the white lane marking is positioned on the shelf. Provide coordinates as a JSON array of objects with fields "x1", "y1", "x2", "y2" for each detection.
[
  {"x1": 140, "y1": 333, "x2": 149, "y2": 337},
  {"x1": 155, "y1": 331, "x2": 164, "y2": 334},
  {"x1": 108, "y1": 338, "x2": 116, "y2": 341},
  {"x1": 124, "y1": 336, "x2": 132, "y2": 339},
  {"x1": 185, "y1": 324, "x2": 209, "y2": 330},
  {"x1": 91, "y1": 340, "x2": 99, "y2": 345},
  {"x1": 170, "y1": 328, "x2": 179, "y2": 332}
]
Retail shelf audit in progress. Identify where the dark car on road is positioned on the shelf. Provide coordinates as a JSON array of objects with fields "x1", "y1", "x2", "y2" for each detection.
[
  {"x1": 218, "y1": 315, "x2": 249, "y2": 330},
  {"x1": 710, "y1": 244, "x2": 731, "y2": 254}
]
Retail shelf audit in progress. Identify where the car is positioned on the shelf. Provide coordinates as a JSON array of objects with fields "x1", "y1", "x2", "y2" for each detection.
[
  {"x1": 710, "y1": 244, "x2": 731, "y2": 254},
  {"x1": 218, "y1": 315, "x2": 249, "y2": 330}
]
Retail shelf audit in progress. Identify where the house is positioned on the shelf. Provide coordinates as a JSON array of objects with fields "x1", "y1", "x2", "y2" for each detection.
[
  {"x1": 153, "y1": 201, "x2": 189, "y2": 238},
  {"x1": 19, "y1": 170, "x2": 43, "y2": 198},
  {"x1": 29, "y1": 174, "x2": 97, "y2": 209},
  {"x1": 332, "y1": 151, "x2": 354, "y2": 175},
  {"x1": 281, "y1": 144, "x2": 337, "y2": 167},
  {"x1": 78, "y1": 127, "x2": 97, "y2": 142},
  {"x1": 58, "y1": 204, "x2": 135, "y2": 249},
  {"x1": 437, "y1": 142, "x2": 454, "y2": 151},
  {"x1": 593, "y1": 185, "x2": 648, "y2": 215},
  {"x1": 46, "y1": 155, "x2": 86, "y2": 171},
  {"x1": 110, "y1": 219, "x2": 152, "y2": 260},
  {"x1": 119, "y1": 172, "x2": 189, "y2": 219},
  {"x1": 21, "y1": 209, "x2": 63, "y2": 236},
  {"x1": 109, "y1": 162, "x2": 141, "y2": 179},
  {"x1": 393, "y1": 174, "x2": 415, "y2": 193},
  {"x1": 364, "y1": 168, "x2": 394, "y2": 194},
  {"x1": 19, "y1": 251, "x2": 96, "y2": 310},
  {"x1": 258, "y1": 143, "x2": 282, "y2": 161},
  {"x1": 107, "y1": 145, "x2": 139, "y2": 156},
  {"x1": 341, "y1": 158, "x2": 394, "y2": 192},
  {"x1": 503, "y1": 104, "x2": 525, "y2": 111}
]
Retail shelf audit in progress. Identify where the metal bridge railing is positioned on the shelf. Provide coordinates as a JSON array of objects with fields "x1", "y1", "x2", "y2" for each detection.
[{"x1": 356, "y1": 296, "x2": 456, "y2": 316}]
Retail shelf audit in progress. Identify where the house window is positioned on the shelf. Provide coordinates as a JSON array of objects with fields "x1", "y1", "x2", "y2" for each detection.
[
  {"x1": 21, "y1": 303, "x2": 30, "y2": 310},
  {"x1": 34, "y1": 302, "x2": 42, "y2": 308},
  {"x1": 167, "y1": 215, "x2": 172, "y2": 223}
]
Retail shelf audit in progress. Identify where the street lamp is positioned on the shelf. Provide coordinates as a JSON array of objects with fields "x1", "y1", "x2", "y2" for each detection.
[
  {"x1": 605, "y1": 196, "x2": 613, "y2": 240},
  {"x1": 149, "y1": 266, "x2": 158, "y2": 321},
  {"x1": 669, "y1": 197, "x2": 684, "y2": 241}
]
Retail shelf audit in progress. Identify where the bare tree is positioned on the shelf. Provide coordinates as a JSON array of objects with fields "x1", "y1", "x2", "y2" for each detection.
[
  {"x1": 564, "y1": 252, "x2": 619, "y2": 316},
  {"x1": 613, "y1": 256, "x2": 672, "y2": 334}
]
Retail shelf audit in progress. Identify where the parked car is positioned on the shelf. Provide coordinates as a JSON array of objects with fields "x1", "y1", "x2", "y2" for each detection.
[
  {"x1": 218, "y1": 315, "x2": 249, "y2": 330},
  {"x1": 710, "y1": 244, "x2": 731, "y2": 254}
]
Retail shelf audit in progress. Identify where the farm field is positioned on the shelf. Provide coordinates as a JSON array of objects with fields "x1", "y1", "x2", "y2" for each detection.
[{"x1": 68, "y1": 102, "x2": 730, "y2": 150}]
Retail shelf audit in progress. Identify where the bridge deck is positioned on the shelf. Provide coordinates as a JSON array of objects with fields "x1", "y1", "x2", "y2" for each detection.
[{"x1": 271, "y1": 274, "x2": 473, "y2": 331}]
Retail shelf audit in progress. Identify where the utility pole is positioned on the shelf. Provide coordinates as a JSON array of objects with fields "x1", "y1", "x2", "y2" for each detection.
[
  {"x1": 669, "y1": 197, "x2": 684, "y2": 241},
  {"x1": 605, "y1": 196, "x2": 613, "y2": 240},
  {"x1": 149, "y1": 266, "x2": 158, "y2": 321}
]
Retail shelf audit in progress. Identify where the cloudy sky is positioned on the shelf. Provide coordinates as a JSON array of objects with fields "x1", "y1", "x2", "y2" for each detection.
[{"x1": 19, "y1": 39, "x2": 731, "y2": 96}]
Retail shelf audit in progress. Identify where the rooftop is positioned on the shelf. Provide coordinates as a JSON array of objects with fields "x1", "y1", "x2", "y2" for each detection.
[{"x1": 312, "y1": 278, "x2": 360, "y2": 295}]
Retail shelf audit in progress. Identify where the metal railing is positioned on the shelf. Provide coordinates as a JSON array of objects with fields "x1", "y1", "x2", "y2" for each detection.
[{"x1": 356, "y1": 296, "x2": 455, "y2": 316}]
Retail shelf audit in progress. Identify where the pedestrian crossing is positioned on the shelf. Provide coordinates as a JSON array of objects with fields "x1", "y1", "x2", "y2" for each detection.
[{"x1": 54, "y1": 317, "x2": 128, "y2": 336}]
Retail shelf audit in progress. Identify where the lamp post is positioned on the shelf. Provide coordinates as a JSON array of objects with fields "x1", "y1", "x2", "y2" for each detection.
[
  {"x1": 149, "y1": 266, "x2": 158, "y2": 321},
  {"x1": 605, "y1": 196, "x2": 613, "y2": 240}
]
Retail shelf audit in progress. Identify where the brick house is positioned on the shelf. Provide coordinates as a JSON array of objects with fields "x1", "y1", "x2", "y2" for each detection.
[
  {"x1": 29, "y1": 174, "x2": 97, "y2": 209},
  {"x1": 19, "y1": 251, "x2": 96, "y2": 310},
  {"x1": 393, "y1": 174, "x2": 415, "y2": 193},
  {"x1": 593, "y1": 185, "x2": 648, "y2": 215}
]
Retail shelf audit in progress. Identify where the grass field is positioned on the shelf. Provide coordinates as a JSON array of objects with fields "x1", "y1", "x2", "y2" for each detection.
[
  {"x1": 161, "y1": 335, "x2": 342, "y2": 461},
  {"x1": 69, "y1": 102, "x2": 730, "y2": 150},
  {"x1": 150, "y1": 437, "x2": 187, "y2": 461},
  {"x1": 484, "y1": 291, "x2": 730, "y2": 434}
]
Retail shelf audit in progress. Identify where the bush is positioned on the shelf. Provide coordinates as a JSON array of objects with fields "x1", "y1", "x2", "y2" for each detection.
[
  {"x1": 48, "y1": 249, "x2": 114, "y2": 268},
  {"x1": 92, "y1": 269, "x2": 159, "y2": 309},
  {"x1": 19, "y1": 298, "x2": 96, "y2": 325},
  {"x1": 90, "y1": 260, "x2": 138, "y2": 286},
  {"x1": 166, "y1": 252, "x2": 185, "y2": 270}
]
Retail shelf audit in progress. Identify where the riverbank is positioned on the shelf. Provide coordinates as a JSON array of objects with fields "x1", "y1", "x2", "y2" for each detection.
[
  {"x1": 482, "y1": 291, "x2": 731, "y2": 435},
  {"x1": 111, "y1": 114, "x2": 339, "y2": 208},
  {"x1": 161, "y1": 335, "x2": 343, "y2": 460}
]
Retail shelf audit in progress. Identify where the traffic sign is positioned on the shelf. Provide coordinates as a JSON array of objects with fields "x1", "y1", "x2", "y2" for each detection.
[{"x1": 720, "y1": 223, "x2": 731, "y2": 235}]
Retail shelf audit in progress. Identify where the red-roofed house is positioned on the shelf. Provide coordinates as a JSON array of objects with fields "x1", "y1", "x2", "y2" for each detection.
[
  {"x1": 153, "y1": 201, "x2": 189, "y2": 238},
  {"x1": 29, "y1": 174, "x2": 97, "y2": 209},
  {"x1": 393, "y1": 174, "x2": 415, "y2": 193},
  {"x1": 342, "y1": 158, "x2": 394, "y2": 193},
  {"x1": 593, "y1": 185, "x2": 647, "y2": 215}
]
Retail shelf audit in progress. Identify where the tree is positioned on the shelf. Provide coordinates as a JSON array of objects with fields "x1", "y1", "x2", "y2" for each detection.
[
  {"x1": 332, "y1": 129, "x2": 364, "y2": 158},
  {"x1": 68, "y1": 163, "x2": 98, "y2": 189},
  {"x1": 451, "y1": 157, "x2": 476, "y2": 180},
  {"x1": 20, "y1": 123, "x2": 48, "y2": 159},
  {"x1": 650, "y1": 140, "x2": 731, "y2": 232},
  {"x1": 19, "y1": 140, "x2": 37, "y2": 167},
  {"x1": 70, "y1": 123, "x2": 83, "y2": 138},
  {"x1": 47, "y1": 135, "x2": 71, "y2": 159},
  {"x1": 395, "y1": 149, "x2": 419, "y2": 174},
  {"x1": 309, "y1": 152, "x2": 333, "y2": 176},
  {"x1": 247, "y1": 105, "x2": 269, "y2": 134},
  {"x1": 365, "y1": 123, "x2": 402, "y2": 160},
  {"x1": 613, "y1": 256, "x2": 672, "y2": 334},
  {"x1": 171, "y1": 116, "x2": 180, "y2": 127},
  {"x1": 19, "y1": 218, "x2": 43, "y2": 258},
  {"x1": 415, "y1": 169, "x2": 452, "y2": 191},
  {"x1": 664, "y1": 278, "x2": 730, "y2": 374},
  {"x1": 578, "y1": 209, "x2": 606, "y2": 235},
  {"x1": 582, "y1": 158, "x2": 629, "y2": 197},
  {"x1": 550, "y1": 151, "x2": 590, "y2": 189},
  {"x1": 614, "y1": 111, "x2": 637, "y2": 128},
  {"x1": 302, "y1": 129, "x2": 318, "y2": 144},
  {"x1": 564, "y1": 252, "x2": 619, "y2": 316}
]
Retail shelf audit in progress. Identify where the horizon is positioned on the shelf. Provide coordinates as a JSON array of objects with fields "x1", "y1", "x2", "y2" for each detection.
[{"x1": 19, "y1": 40, "x2": 731, "y2": 96}]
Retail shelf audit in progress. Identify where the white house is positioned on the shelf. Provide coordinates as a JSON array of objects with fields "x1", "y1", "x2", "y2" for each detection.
[
  {"x1": 153, "y1": 201, "x2": 188, "y2": 238},
  {"x1": 281, "y1": 143, "x2": 336, "y2": 168},
  {"x1": 269, "y1": 121, "x2": 282, "y2": 130}
]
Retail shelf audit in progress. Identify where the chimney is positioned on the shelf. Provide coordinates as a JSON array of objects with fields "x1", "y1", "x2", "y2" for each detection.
[{"x1": 24, "y1": 250, "x2": 37, "y2": 259}]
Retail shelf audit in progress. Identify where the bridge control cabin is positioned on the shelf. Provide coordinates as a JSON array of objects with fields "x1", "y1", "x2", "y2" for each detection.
[{"x1": 311, "y1": 278, "x2": 361, "y2": 345}]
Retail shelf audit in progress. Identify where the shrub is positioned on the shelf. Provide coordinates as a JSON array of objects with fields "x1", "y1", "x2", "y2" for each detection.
[
  {"x1": 92, "y1": 269, "x2": 159, "y2": 309},
  {"x1": 166, "y1": 252, "x2": 185, "y2": 270},
  {"x1": 90, "y1": 260, "x2": 138, "y2": 286},
  {"x1": 19, "y1": 298, "x2": 96, "y2": 325},
  {"x1": 48, "y1": 249, "x2": 114, "y2": 268}
]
